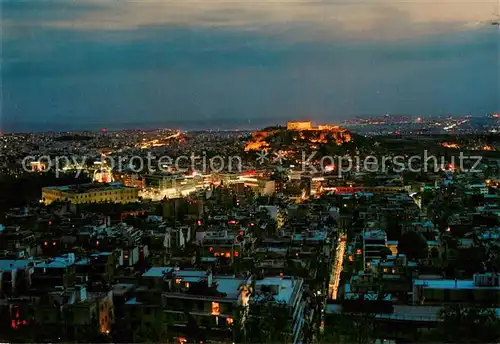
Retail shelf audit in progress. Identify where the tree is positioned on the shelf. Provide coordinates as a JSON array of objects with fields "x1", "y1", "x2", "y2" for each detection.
[
  {"x1": 322, "y1": 312, "x2": 375, "y2": 344},
  {"x1": 397, "y1": 231, "x2": 428, "y2": 260},
  {"x1": 430, "y1": 247, "x2": 440, "y2": 259},
  {"x1": 379, "y1": 247, "x2": 393, "y2": 261},
  {"x1": 242, "y1": 295, "x2": 290, "y2": 343},
  {"x1": 132, "y1": 311, "x2": 172, "y2": 344},
  {"x1": 431, "y1": 305, "x2": 500, "y2": 343}
]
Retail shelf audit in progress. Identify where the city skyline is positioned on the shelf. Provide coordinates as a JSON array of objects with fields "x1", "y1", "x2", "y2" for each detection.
[{"x1": 2, "y1": 0, "x2": 499, "y2": 132}]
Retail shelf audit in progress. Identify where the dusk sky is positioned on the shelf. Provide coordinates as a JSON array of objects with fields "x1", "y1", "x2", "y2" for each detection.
[{"x1": 2, "y1": 0, "x2": 499, "y2": 132}]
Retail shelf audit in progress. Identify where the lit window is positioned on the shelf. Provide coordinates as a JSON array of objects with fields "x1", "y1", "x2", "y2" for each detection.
[
  {"x1": 211, "y1": 302, "x2": 220, "y2": 315},
  {"x1": 383, "y1": 268, "x2": 388, "y2": 273},
  {"x1": 214, "y1": 252, "x2": 220, "y2": 257},
  {"x1": 225, "y1": 252, "x2": 231, "y2": 258},
  {"x1": 234, "y1": 251, "x2": 239, "y2": 257},
  {"x1": 185, "y1": 282, "x2": 190, "y2": 288},
  {"x1": 175, "y1": 278, "x2": 182, "y2": 284},
  {"x1": 226, "y1": 317, "x2": 233, "y2": 325},
  {"x1": 209, "y1": 247, "x2": 214, "y2": 252},
  {"x1": 356, "y1": 249, "x2": 362, "y2": 255}
]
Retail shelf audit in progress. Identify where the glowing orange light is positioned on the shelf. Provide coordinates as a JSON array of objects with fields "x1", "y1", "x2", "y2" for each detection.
[
  {"x1": 234, "y1": 251, "x2": 239, "y2": 257},
  {"x1": 175, "y1": 278, "x2": 182, "y2": 284},
  {"x1": 226, "y1": 317, "x2": 234, "y2": 325},
  {"x1": 211, "y1": 302, "x2": 220, "y2": 315},
  {"x1": 356, "y1": 249, "x2": 362, "y2": 255}
]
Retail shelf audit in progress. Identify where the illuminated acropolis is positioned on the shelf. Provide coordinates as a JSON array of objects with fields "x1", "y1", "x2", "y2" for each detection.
[
  {"x1": 245, "y1": 121, "x2": 352, "y2": 151},
  {"x1": 286, "y1": 121, "x2": 344, "y2": 132}
]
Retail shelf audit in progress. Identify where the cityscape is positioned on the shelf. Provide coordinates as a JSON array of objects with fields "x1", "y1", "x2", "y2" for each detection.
[{"x1": 1, "y1": 1, "x2": 500, "y2": 344}]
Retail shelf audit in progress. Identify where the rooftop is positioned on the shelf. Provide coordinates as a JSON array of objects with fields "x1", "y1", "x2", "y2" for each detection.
[
  {"x1": 0, "y1": 259, "x2": 37, "y2": 271},
  {"x1": 142, "y1": 267, "x2": 174, "y2": 278},
  {"x1": 414, "y1": 279, "x2": 500, "y2": 290},
  {"x1": 215, "y1": 276, "x2": 249, "y2": 299},
  {"x1": 326, "y1": 304, "x2": 500, "y2": 322},
  {"x1": 292, "y1": 231, "x2": 327, "y2": 242},
  {"x1": 112, "y1": 283, "x2": 135, "y2": 295},
  {"x1": 254, "y1": 276, "x2": 301, "y2": 304},
  {"x1": 363, "y1": 229, "x2": 387, "y2": 241},
  {"x1": 43, "y1": 182, "x2": 134, "y2": 194}
]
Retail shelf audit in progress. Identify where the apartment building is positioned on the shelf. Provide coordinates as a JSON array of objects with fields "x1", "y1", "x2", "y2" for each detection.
[{"x1": 413, "y1": 273, "x2": 500, "y2": 305}]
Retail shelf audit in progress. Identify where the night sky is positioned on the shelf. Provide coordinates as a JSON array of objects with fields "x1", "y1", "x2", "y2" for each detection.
[{"x1": 2, "y1": 0, "x2": 499, "y2": 132}]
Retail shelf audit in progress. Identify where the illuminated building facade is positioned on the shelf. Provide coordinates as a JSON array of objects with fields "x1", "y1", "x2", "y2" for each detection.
[
  {"x1": 42, "y1": 182, "x2": 139, "y2": 205},
  {"x1": 287, "y1": 121, "x2": 313, "y2": 131},
  {"x1": 93, "y1": 166, "x2": 114, "y2": 183},
  {"x1": 237, "y1": 176, "x2": 276, "y2": 196},
  {"x1": 322, "y1": 186, "x2": 404, "y2": 194},
  {"x1": 246, "y1": 121, "x2": 352, "y2": 151},
  {"x1": 114, "y1": 172, "x2": 144, "y2": 189}
]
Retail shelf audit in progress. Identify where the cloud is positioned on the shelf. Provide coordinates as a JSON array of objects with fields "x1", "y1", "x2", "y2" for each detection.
[
  {"x1": 1, "y1": 0, "x2": 498, "y2": 131},
  {"x1": 3, "y1": 0, "x2": 498, "y2": 41}
]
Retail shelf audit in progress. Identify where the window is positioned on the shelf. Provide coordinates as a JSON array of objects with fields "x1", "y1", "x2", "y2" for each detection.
[
  {"x1": 226, "y1": 317, "x2": 233, "y2": 325},
  {"x1": 211, "y1": 302, "x2": 220, "y2": 315}
]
